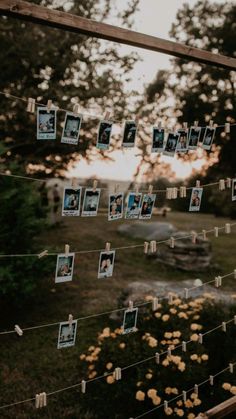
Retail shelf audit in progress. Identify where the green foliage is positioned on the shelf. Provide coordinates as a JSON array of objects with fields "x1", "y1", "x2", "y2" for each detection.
[{"x1": 79, "y1": 296, "x2": 236, "y2": 418}]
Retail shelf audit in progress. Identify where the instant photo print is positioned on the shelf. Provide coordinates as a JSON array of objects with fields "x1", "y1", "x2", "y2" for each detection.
[
  {"x1": 122, "y1": 308, "x2": 138, "y2": 334},
  {"x1": 37, "y1": 107, "x2": 57, "y2": 140},
  {"x1": 163, "y1": 132, "x2": 180, "y2": 156},
  {"x1": 189, "y1": 188, "x2": 203, "y2": 212},
  {"x1": 96, "y1": 120, "x2": 113, "y2": 150},
  {"x1": 125, "y1": 192, "x2": 142, "y2": 219},
  {"x1": 139, "y1": 193, "x2": 156, "y2": 220},
  {"x1": 202, "y1": 127, "x2": 216, "y2": 151},
  {"x1": 232, "y1": 179, "x2": 236, "y2": 202},
  {"x1": 57, "y1": 320, "x2": 77, "y2": 349},
  {"x1": 187, "y1": 127, "x2": 201, "y2": 150},
  {"x1": 55, "y1": 253, "x2": 75, "y2": 283},
  {"x1": 176, "y1": 129, "x2": 188, "y2": 152},
  {"x1": 122, "y1": 120, "x2": 137, "y2": 147},
  {"x1": 82, "y1": 188, "x2": 101, "y2": 216},
  {"x1": 152, "y1": 127, "x2": 165, "y2": 152},
  {"x1": 108, "y1": 193, "x2": 124, "y2": 221},
  {"x1": 62, "y1": 187, "x2": 81, "y2": 216},
  {"x1": 98, "y1": 250, "x2": 115, "y2": 279},
  {"x1": 61, "y1": 112, "x2": 82, "y2": 145}
]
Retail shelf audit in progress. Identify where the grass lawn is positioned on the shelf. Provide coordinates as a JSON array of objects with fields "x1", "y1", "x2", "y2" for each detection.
[{"x1": 0, "y1": 210, "x2": 235, "y2": 418}]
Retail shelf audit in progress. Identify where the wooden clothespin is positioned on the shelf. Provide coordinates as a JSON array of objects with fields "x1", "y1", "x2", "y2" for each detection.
[
  {"x1": 226, "y1": 178, "x2": 232, "y2": 188},
  {"x1": 229, "y1": 363, "x2": 234, "y2": 373},
  {"x1": 144, "y1": 241, "x2": 149, "y2": 254},
  {"x1": 209, "y1": 120, "x2": 214, "y2": 128},
  {"x1": 169, "y1": 237, "x2": 175, "y2": 249},
  {"x1": 222, "y1": 322, "x2": 227, "y2": 332},
  {"x1": 166, "y1": 188, "x2": 172, "y2": 200},
  {"x1": 68, "y1": 314, "x2": 73, "y2": 330},
  {"x1": 81, "y1": 380, "x2": 86, "y2": 393},
  {"x1": 209, "y1": 375, "x2": 214, "y2": 386},
  {"x1": 234, "y1": 269, "x2": 236, "y2": 280},
  {"x1": 215, "y1": 276, "x2": 222, "y2": 288},
  {"x1": 128, "y1": 300, "x2": 133, "y2": 310},
  {"x1": 180, "y1": 186, "x2": 187, "y2": 198},
  {"x1": 135, "y1": 184, "x2": 139, "y2": 194},
  {"x1": 155, "y1": 352, "x2": 160, "y2": 364},
  {"x1": 148, "y1": 185, "x2": 153, "y2": 195},
  {"x1": 71, "y1": 177, "x2": 78, "y2": 189},
  {"x1": 219, "y1": 179, "x2": 226, "y2": 191},
  {"x1": 167, "y1": 347, "x2": 171, "y2": 357},
  {"x1": 234, "y1": 315, "x2": 236, "y2": 325},
  {"x1": 198, "y1": 333, "x2": 203, "y2": 344},
  {"x1": 202, "y1": 230, "x2": 207, "y2": 241},
  {"x1": 168, "y1": 293, "x2": 173, "y2": 305},
  {"x1": 93, "y1": 180, "x2": 98, "y2": 192},
  {"x1": 150, "y1": 240, "x2": 157, "y2": 253},
  {"x1": 104, "y1": 111, "x2": 111, "y2": 121},
  {"x1": 196, "y1": 180, "x2": 201, "y2": 188},
  {"x1": 214, "y1": 227, "x2": 219, "y2": 238},
  {"x1": 225, "y1": 223, "x2": 231, "y2": 234},
  {"x1": 182, "y1": 341, "x2": 186, "y2": 352},
  {"x1": 182, "y1": 391, "x2": 187, "y2": 402},
  {"x1": 114, "y1": 367, "x2": 122, "y2": 381},
  {"x1": 46, "y1": 100, "x2": 53, "y2": 113},
  {"x1": 225, "y1": 123, "x2": 230, "y2": 134},
  {"x1": 172, "y1": 187, "x2": 178, "y2": 199},
  {"x1": 194, "y1": 121, "x2": 199, "y2": 127},
  {"x1": 114, "y1": 184, "x2": 119, "y2": 194},
  {"x1": 65, "y1": 244, "x2": 70, "y2": 256},
  {"x1": 15, "y1": 325, "x2": 23, "y2": 336},
  {"x1": 35, "y1": 392, "x2": 47, "y2": 409},
  {"x1": 191, "y1": 231, "x2": 197, "y2": 244},
  {"x1": 164, "y1": 401, "x2": 168, "y2": 410},
  {"x1": 184, "y1": 288, "x2": 189, "y2": 299},
  {"x1": 152, "y1": 297, "x2": 158, "y2": 311},
  {"x1": 194, "y1": 384, "x2": 198, "y2": 395},
  {"x1": 105, "y1": 242, "x2": 111, "y2": 252},
  {"x1": 27, "y1": 97, "x2": 36, "y2": 113},
  {"x1": 73, "y1": 104, "x2": 80, "y2": 115},
  {"x1": 38, "y1": 249, "x2": 48, "y2": 259}
]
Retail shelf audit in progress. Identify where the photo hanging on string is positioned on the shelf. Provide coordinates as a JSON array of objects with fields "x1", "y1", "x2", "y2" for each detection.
[
  {"x1": 55, "y1": 253, "x2": 75, "y2": 283},
  {"x1": 122, "y1": 120, "x2": 138, "y2": 147},
  {"x1": 96, "y1": 120, "x2": 113, "y2": 150},
  {"x1": 232, "y1": 179, "x2": 236, "y2": 201},
  {"x1": 82, "y1": 188, "x2": 101, "y2": 216},
  {"x1": 176, "y1": 128, "x2": 188, "y2": 153},
  {"x1": 151, "y1": 127, "x2": 165, "y2": 152},
  {"x1": 139, "y1": 193, "x2": 156, "y2": 220},
  {"x1": 163, "y1": 132, "x2": 180, "y2": 157},
  {"x1": 187, "y1": 126, "x2": 201, "y2": 150},
  {"x1": 37, "y1": 107, "x2": 57, "y2": 140},
  {"x1": 122, "y1": 308, "x2": 138, "y2": 334},
  {"x1": 108, "y1": 193, "x2": 124, "y2": 221},
  {"x1": 57, "y1": 320, "x2": 77, "y2": 349},
  {"x1": 98, "y1": 250, "x2": 115, "y2": 279},
  {"x1": 202, "y1": 126, "x2": 216, "y2": 151},
  {"x1": 61, "y1": 112, "x2": 82, "y2": 145},
  {"x1": 125, "y1": 192, "x2": 142, "y2": 219},
  {"x1": 62, "y1": 187, "x2": 81, "y2": 216},
  {"x1": 189, "y1": 187, "x2": 203, "y2": 212}
]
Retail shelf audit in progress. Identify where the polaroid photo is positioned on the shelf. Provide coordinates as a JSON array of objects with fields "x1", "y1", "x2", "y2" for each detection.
[
  {"x1": 55, "y1": 253, "x2": 75, "y2": 283},
  {"x1": 61, "y1": 112, "x2": 82, "y2": 145},
  {"x1": 37, "y1": 107, "x2": 57, "y2": 140},
  {"x1": 98, "y1": 250, "x2": 115, "y2": 279},
  {"x1": 139, "y1": 193, "x2": 156, "y2": 220},
  {"x1": 122, "y1": 120, "x2": 138, "y2": 148},
  {"x1": 176, "y1": 129, "x2": 188, "y2": 153},
  {"x1": 189, "y1": 187, "x2": 203, "y2": 212},
  {"x1": 187, "y1": 127, "x2": 201, "y2": 150},
  {"x1": 125, "y1": 192, "x2": 142, "y2": 219},
  {"x1": 57, "y1": 320, "x2": 77, "y2": 349},
  {"x1": 108, "y1": 193, "x2": 124, "y2": 221},
  {"x1": 202, "y1": 126, "x2": 216, "y2": 150},
  {"x1": 122, "y1": 308, "x2": 138, "y2": 334},
  {"x1": 152, "y1": 127, "x2": 165, "y2": 152},
  {"x1": 62, "y1": 187, "x2": 81, "y2": 216},
  {"x1": 232, "y1": 179, "x2": 236, "y2": 202},
  {"x1": 96, "y1": 120, "x2": 113, "y2": 150},
  {"x1": 82, "y1": 188, "x2": 101, "y2": 216},
  {"x1": 163, "y1": 132, "x2": 180, "y2": 156}
]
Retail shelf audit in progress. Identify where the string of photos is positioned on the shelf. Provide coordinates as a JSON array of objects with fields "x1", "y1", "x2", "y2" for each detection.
[
  {"x1": 0, "y1": 91, "x2": 234, "y2": 156},
  {"x1": 1, "y1": 317, "x2": 236, "y2": 411}
]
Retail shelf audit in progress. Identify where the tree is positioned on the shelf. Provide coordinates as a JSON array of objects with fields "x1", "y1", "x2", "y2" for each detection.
[{"x1": 0, "y1": 0, "x2": 139, "y2": 176}]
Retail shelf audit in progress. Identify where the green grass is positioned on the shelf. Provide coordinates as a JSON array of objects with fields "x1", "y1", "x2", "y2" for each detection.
[{"x1": 0, "y1": 211, "x2": 235, "y2": 418}]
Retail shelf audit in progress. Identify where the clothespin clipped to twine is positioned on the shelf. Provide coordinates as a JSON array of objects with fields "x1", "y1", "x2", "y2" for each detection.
[
  {"x1": 114, "y1": 184, "x2": 119, "y2": 194},
  {"x1": 73, "y1": 103, "x2": 80, "y2": 115},
  {"x1": 234, "y1": 315, "x2": 236, "y2": 324},
  {"x1": 172, "y1": 187, "x2": 178, "y2": 199},
  {"x1": 27, "y1": 97, "x2": 36, "y2": 113},
  {"x1": 168, "y1": 293, "x2": 173, "y2": 305},
  {"x1": 68, "y1": 314, "x2": 73, "y2": 330},
  {"x1": 180, "y1": 186, "x2": 187, "y2": 198},
  {"x1": 81, "y1": 380, "x2": 86, "y2": 393},
  {"x1": 104, "y1": 111, "x2": 111, "y2": 120},
  {"x1": 214, "y1": 227, "x2": 219, "y2": 238},
  {"x1": 38, "y1": 249, "x2": 48, "y2": 259},
  {"x1": 105, "y1": 242, "x2": 111, "y2": 252},
  {"x1": 215, "y1": 276, "x2": 222, "y2": 288},
  {"x1": 166, "y1": 188, "x2": 172, "y2": 200},
  {"x1": 164, "y1": 401, "x2": 168, "y2": 410},
  {"x1": 15, "y1": 325, "x2": 23, "y2": 336},
  {"x1": 226, "y1": 178, "x2": 232, "y2": 188},
  {"x1": 184, "y1": 288, "x2": 189, "y2": 299},
  {"x1": 114, "y1": 367, "x2": 122, "y2": 381},
  {"x1": 219, "y1": 179, "x2": 226, "y2": 191},
  {"x1": 155, "y1": 352, "x2": 160, "y2": 364},
  {"x1": 128, "y1": 300, "x2": 133, "y2": 310},
  {"x1": 144, "y1": 241, "x2": 149, "y2": 254},
  {"x1": 71, "y1": 177, "x2": 78, "y2": 189},
  {"x1": 150, "y1": 240, "x2": 157, "y2": 254},
  {"x1": 209, "y1": 119, "x2": 214, "y2": 128},
  {"x1": 65, "y1": 244, "x2": 70, "y2": 256},
  {"x1": 46, "y1": 99, "x2": 53, "y2": 113},
  {"x1": 225, "y1": 223, "x2": 231, "y2": 234},
  {"x1": 93, "y1": 180, "x2": 98, "y2": 192},
  {"x1": 202, "y1": 230, "x2": 207, "y2": 241},
  {"x1": 198, "y1": 333, "x2": 203, "y2": 344},
  {"x1": 169, "y1": 237, "x2": 175, "y2": 249},
  {"x1": 194, "y1": 121, "x2": 199, "y2": 127},
  {"x1": 229, "y1": 363, "x2": 234, "y2": 373},
  {"x1": 182, "y1": 390, "x2": 187, "y2": 402},
  {"x1": 35, "y1": 392, "x2": 47, "y2": 409},
  {"x1": 225, "y1": 122, "x2": 230, "y2": 133},
  {"x1": 195, "y1": 180, "x2": 201, "y2": 188},
  {"x1": 209, "y1": 375, "x2": 214, "y2": 386},
  {"x1": 167, "y1": 347, "x2": 172, "y2": 357},
  {"x1": 152, "y1": 297, "x2": 159, "y2": 311},
  {"x1": 194, "y1": 384, "x2": 198, "y2": 395},
  {"x1": 148, "y1": 185, "x2": 153, "y2": 195},
  {"x1": 182, "y1": 341, "x2": 187, "y2": 352},
  {"x1": 135, "y1": 184, "x2": 139, "y2": 194},
  {"x1": 222, "y1": 322, "x2": 227, "y2": 332},
  {"x1": 234, "y1": 269, "x2": 236, "y2": 280},
  {"x1": 191, "y1": 231, "x2": 197, "y2": 244}
]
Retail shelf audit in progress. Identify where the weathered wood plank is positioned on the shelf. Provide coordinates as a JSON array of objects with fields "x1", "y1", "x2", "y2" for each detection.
[
  {"x1": 196, "y1": 396, "x2": 236, "y2": 418},
  {"x1": 0, "y1": 0, "x2": 236, "y2": 70}
]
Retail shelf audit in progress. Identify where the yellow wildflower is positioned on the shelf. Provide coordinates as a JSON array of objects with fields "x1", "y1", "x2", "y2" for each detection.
[
  {"x1": 88, "y1": 346, "x2": 95, "y2": 351},
  {"x1": 165, "y1": 407, "x2": 173, "y2": 415},
  {"x1": 106, "y1": 362, "x2": 113, "y2": 370},
  {"x1": 136, "y1": 381, "x2": 142, "y2": 387},
  {"x1": 177, "y1": 400, "x2": 183, "y2": 406},
  {"x1": 185, "y1": 399, "x2": 193, "y2": 408},
  {"x1": 80, "y1": 354, "x2": 86, "y2": 360},
  {"x1": 176, "y1": 409, "x2": 184, "y2": 417},
  {"x1": 165, "y1": 387, "x2": 172, "y2": 395},
  {"x1": 164, "y1": 332, "x2": 173, "y2": 339},
  {"x1": 88, "y1": 365, "x2": 95, "y2": 371},
  {"x1": 190, "y1": 393, "x2": 198, "y2": 400},
  {"x1": 170, "y1": 308, "x2": 177, "y2": 314},
  {"x1": 119, "y1": 343, "x2": 126, "y2": 349},
  {"x1": 230, "y1": 386, "x2": 236, "y2": 395},
  {"x1": 190, "y1": 334, "x2": 199, "y2": 342},
  {"x1": 190, "y1": 323, "x2": 202, "y2": 331},
  {"x1": 106, "y1": 375, "x2": 115, "y2": 384},
  {"x1": 187, "y1": 414, "x2": 195, "y2": 419},
  {"x1": 201, "y1": 354, "x2": 208, "y2": 361},
  {"x1": 88, "y1": 371, "x2": 97, "y2": 379},
  {"x1": 190, "y1": 354, "x2": 198, "y2": 361},
  {"x1": 173, "y1": 331, "x2": 181, "y2": 338},
  {"x1": 147, "y1": 389, "x2": 157, "y2": 398},
  {"x1": 162, "y1": 314, "x2": 170, "y2": 322},
  {"x1": 178, "y1": 312, "x2": 188, "y2": 319},
  {"x1": 148, "y1": 337, "x2": 158, "y2": 348},
  {"x1": 146, "y1": 373, "x2": 152, "y2": 379},
  {"x1": 136, "y1": 390, "x2": 145, "y2": 401},
  {"x1": 193, "y1": 398, "x2": 202, "y2": 406},
  {"x1": 162, "y1": 358, "x2": 169, "y2": 367},
  {"x1": 173, "y1": 338, "x2": 180, "y2": 345},
  {"x1": 155, "y1": 312, "x2": 161, "y2": 318},
  {"x1": 178, "y1": 362, "x2": 186, "y2": 372},
  {"x1": 152, "y1": 396, "x2": 161, "y2": 405},
  {"x1": 193, "y1": 315, "x2": 200, "y2": 320},
  {"x1": 222, "y1": 382, "x2": 232, "y2": 391}
]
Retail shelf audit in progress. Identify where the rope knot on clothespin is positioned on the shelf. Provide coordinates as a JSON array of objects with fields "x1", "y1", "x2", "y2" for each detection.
[
  {"x1": 219, "y1": 179, "x2": 226, "y2": 191},
  {"x1": 15, "y1": 325, "x2": 23, "y2": 336},
  {"x1": 35, "y1": 392, "x2": 47, "y2": 409},
  {"x1": 27, "y1": 97, "x2": 36, "y2": 113},
  {"x1": 180, "y1": 186, "x2": 187, "y2": 198},
  {"x1": 225, "y1": 223, "x2": 231, "y2": 234},
  {"x1": 81, "y1": 380, "x2": 86, "y2": 393},
  {"x1": 114, "y1": 367, "x2": 122, "y2": 381}
]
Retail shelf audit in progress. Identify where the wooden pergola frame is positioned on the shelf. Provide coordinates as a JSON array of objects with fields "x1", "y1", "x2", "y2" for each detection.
[{"x1": 0, "y1": 0, "x2": 236, "y2": 71}]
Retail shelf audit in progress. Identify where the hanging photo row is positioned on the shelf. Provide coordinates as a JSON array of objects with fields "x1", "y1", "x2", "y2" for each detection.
[{"x1": 36, "y1": 106, "x2": 217, "y2": 154}]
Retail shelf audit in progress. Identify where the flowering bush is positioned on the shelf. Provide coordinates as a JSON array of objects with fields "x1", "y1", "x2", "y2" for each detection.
[{"x1": 79, "y1": 295, "x2": 236, "y2": 418}]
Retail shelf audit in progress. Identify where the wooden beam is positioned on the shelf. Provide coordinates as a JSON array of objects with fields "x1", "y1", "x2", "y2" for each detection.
[
  {"x1": 196, "y1": 396, "x2": 236, "y2": 419},
  {"x1": 1, "y1": 0, "x2": 236, "y2": 71}
]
